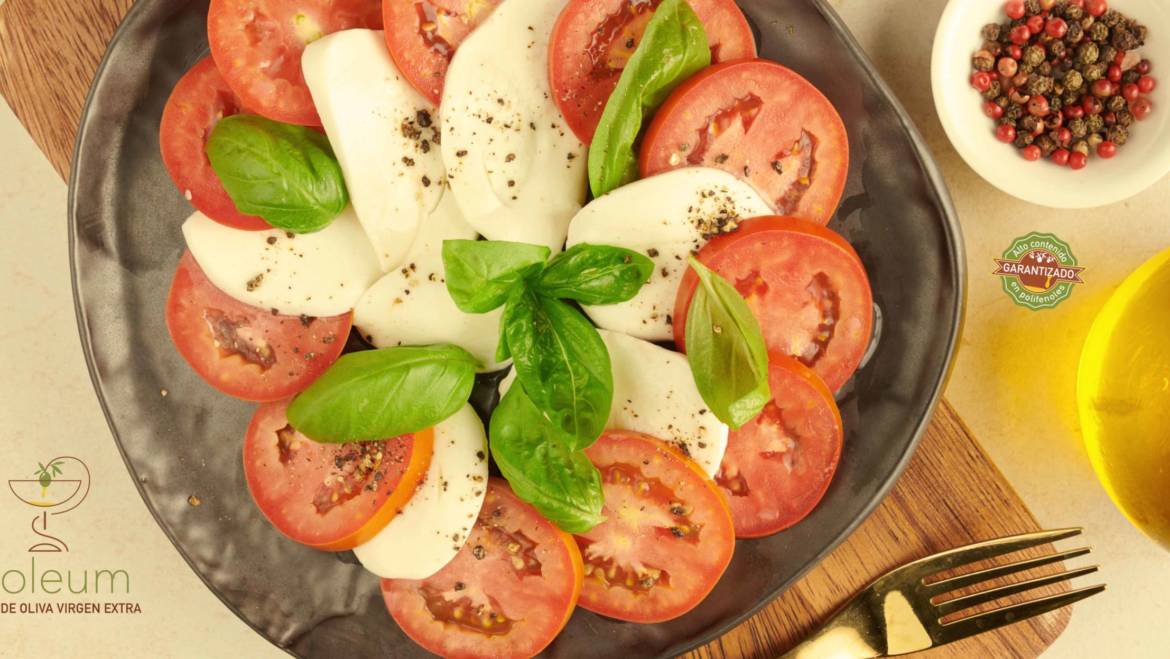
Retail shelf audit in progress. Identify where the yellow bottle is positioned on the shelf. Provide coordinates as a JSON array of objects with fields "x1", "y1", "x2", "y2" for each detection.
[{"x1": 1077, "y1": 247, "x2": 1170, "y2": 550}]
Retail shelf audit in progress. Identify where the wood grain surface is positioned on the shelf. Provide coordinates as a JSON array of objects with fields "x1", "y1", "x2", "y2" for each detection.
[{"x1": 0, "y1": 0, "x2": 1074, "y2": 657}]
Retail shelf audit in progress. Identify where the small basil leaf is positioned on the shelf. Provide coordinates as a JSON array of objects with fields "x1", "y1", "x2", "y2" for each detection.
[
  {"x1": 206, "y1": 114, "x2": 348, "y2": 232},
  {"x1": 503, "y1": 288, "x2": 612, "y2": 449},
  {"x1": 442, "y1": 240, "x2": 551, "y2": 313},
  {"x1": 684, "y1": 257, "x2": 771, "y2": 429},
  {"x1": 588, "y1": 0, "x2": 710, "y2": 197},
  {"x1": 287, "y1": 345, "x2": 480, "y2": 443},
  {"x1": 490, "y1": 386, "x2": 606, "y2": 533},
  {"x1": 536, "y1": 243, "x2": 655, "y2": 305}
]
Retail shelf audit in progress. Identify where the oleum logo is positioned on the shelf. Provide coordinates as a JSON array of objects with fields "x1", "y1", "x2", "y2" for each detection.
[{"x1": 2, "y1": 456, "x2": 141, "y2": 615}]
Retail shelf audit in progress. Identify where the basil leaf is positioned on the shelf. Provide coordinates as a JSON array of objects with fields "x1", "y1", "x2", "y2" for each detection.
[
  {"x1": 490, "y1": 385, "x2": 606, "y2": 533},
  {"x1": 442, "y1": 240, "x2": 551, "y2": 313},
  {"x1": 503, "y1": 288, "x2": 612, "y2": 449},
  {"x1": 536, "y1": 243, "x2": 655, "y2": 305},
  {"x1": 684, "y1": 257, "x2": 771, "y2": 429},
  {"x1": 287, "y1": 345, "x2": 480, "y2": 443},
  {"x1": 206, "y1": 114, "x2": 348, "y2": 232},
  {"x1": 588, "y1": 0, "x2": 710, "y2": 197}
]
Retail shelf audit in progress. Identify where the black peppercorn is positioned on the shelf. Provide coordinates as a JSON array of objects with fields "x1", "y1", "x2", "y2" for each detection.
[
  {"x1": 1038, "y1": 61, "x2": 1054, "y2": 77},
  {"x1": 1021, "y1": 115, "x2": 1043, "y2": 135},
  {"x1": 1006, "y1": 104, "x2": 1025, "y2": 121},
  {"x1": 1101, "y1": 46, "x2": 1119, "y2": 65},
  {"x1": 1026, "y1": 75, "x2": 1054, "y2": 96},
  {"x1": 982, "y1": 23, "x2": 1002, "y2": 41},
  {"x1": 1024, "y1": 45, "x2": 1046, "y2": 68},
  {"x1": 983, "y1": 40, "x2": 1004, "y2": 56},
  {"x1": 1013, "y1": 131, "x2": 1036, "y2": 149},
  {"x1": 973, "y1": 51, "x2": 995, "y2": 72},
  {"x1": 1117, "y1": 110, "x2": 1135, "y2": 127},
  {"x1": 1106, "y1": 125, "x2": 1130, "y2": 145},
  {"x1": 1036, "y1": 134, "x2": 1058, "y2": 158},
  {"x1": 1122, "y1": 69, "x2": 1141, "y2": 85},
  {"x1": 1067, "y1": 21, "x2": 1085, "y2": 43},
  {"x1": 995, "y1": 95, "x2": 1011, "y2": 108},
  {"x1": 1076, "y1": 42, "x2": 1100, "y2": 65},
  {"x1": 1086, "y1": 114, "x2": 1105, "y2": 134},
  {"x1": 983, "y1": 79, "x2": 1003, "y2": 100},
  {"x1": 1101, "y1": 10, "x2": 1125, "y2": 29},
  {"x1": 1064, "y1": 69, "x2": 1085, "y2": 91},
  {"x1": 1050, "y1": 95, "x2": 1065, "y2": 111},
  {"x1": 1024, "y1": 0, "x2": 1041, "y2": 15},
  {"x1": 1107, "y1": 95, "x2": 1128, "y2": 113},
  {"x1": 1063, "y1": 4, "x2": 1085, "y2": 21},
  {"x1": 1049, "y1": 40, "x2": 1068, "y2": 59},
  {"x1": 1089, "y1": 22, "x2": 1110, "y2": 43},
  {"x1": 1069, "y1": 117, "x2": 1089, "y2": 138},
  {"x1": 1111, "y1": 27, "x2": 1142, "y2": 51}
]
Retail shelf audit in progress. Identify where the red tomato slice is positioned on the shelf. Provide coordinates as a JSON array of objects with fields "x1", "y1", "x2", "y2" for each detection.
[
  {"x1": 717, "y1": 354, "x2": 842, "y2": 538},
  {"x1": 674, "y1": 216, "x2": 873, "y2": 393},
  {"x1": 208, "y1": 0, "x2": 383, "y2": 126},
  {"x1": 549, "y1": 0, "x2": 756, "y2": 144},
  {"x1": 382, "y1": 0, "x2": 502, "y2": 105},
  {"x1": 575, "y1": 430, "x2": 734, "y2": 623},
  {"x1": 165, "y1": 251, "x2": 352, "y2": 402},
  {"x1": 159, "y1": 57, "x2": 269, "y2": 231},
  {"x1": 382, "y1": 478, "x2": 583, "y2": 659},
  {"x1": 641, "y1": 59, "x2": 848, "y2": 225},
  {"x1": 243, "y1": 400, "x2": 434, "y2": 551}
]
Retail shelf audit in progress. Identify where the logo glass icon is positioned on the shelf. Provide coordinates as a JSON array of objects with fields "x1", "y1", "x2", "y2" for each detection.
[{"x1": 6, "y1": 456, "x2": 91, "y2": 552}]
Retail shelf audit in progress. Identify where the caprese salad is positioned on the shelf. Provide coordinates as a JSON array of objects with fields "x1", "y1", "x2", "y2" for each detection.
[{"x1": 159, "y1": 0, "x2": 872, "y2": 656}]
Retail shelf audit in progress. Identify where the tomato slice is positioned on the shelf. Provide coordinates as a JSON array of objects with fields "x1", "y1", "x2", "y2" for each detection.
[
  {"x1": 159, "y1": 57, "x2": 269, "y2": 231},
  {"x1": 382, "y1": 478, "x2": 583, "y2": 659},
  {"x1": 382, "y1": 0, "x2": 502, "y2": 105},
  {"x1": 674, "y1": 216, "x2": 873, "y2": 393},
  {"x1": 641, "y1": 60, "x2": 848, "y2": 225},
  {"x1": 549, "y1": 0, "x2": 755, "y2": 144},
  {"x1": 243, "y1": 400, "x2": 434, "y2": 550},
  {"x1": 165, "y1": 251, "x2": 352, "y2": 402},
  {"x1": 717, "y1": 355, "x2": 842, "y2": 537},
  {"x1": 207, "y1": 0, "x2": 383, "y2": 126},
  {"x1": 575, "y1": 430, "x2": 734, "y2": 623}
]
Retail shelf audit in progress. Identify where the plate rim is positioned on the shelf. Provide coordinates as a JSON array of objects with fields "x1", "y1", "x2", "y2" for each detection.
[{"x1": 66, "y1": 0, "x2": 967, "y2": 656}]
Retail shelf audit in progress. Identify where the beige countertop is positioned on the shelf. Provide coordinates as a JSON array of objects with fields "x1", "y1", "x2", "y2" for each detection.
[{"x1": 1, "y1": 0, "x2": 1167, "y2": 657}]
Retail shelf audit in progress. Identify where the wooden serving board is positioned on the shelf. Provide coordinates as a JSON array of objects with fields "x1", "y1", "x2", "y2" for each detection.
[{"x1": 0, "y1": 1, "x2": 1072, "y2": 656}]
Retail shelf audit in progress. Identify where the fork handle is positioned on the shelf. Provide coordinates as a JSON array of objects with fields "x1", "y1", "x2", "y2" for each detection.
[{"x1": 779, "y1": 606, "x2": 884, "y2": 659}]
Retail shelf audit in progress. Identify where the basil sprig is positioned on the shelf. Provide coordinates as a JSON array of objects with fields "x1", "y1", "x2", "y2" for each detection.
[
  {"x1": 588, "y1": 0, "x2": 710, "y2": 197},
  {"x1": 442, "y1": 241, "x2": 551, "y2": 313},
  {"x1": 287, "y1": 345, "x2": 480, "y2": 443},
  {"x1": 684, "y1": 257, "x2": 771, "y2": 429},
  {"x1": 490, "y1": 385, "x2": 606, "y2": 533},
  {"x1": 502, "y1": 287, "x2": 613, "y2": 448},
  {"x1": 538, "y1": 244, "x2": 657, "y2": 305},
  {"x1": 206, "y1": 114, "x2": 349, "y2": 233}
]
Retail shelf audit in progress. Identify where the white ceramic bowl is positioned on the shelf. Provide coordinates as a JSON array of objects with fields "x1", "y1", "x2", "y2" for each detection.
[{"x1": 932, "y1": 0, "x2": 1170, "y2": 208}]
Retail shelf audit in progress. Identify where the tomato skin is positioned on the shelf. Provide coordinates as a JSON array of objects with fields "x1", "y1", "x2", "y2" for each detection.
[
  {"x1": 718, "y1": 354, "x2": 842, "y2": 538},
  {"x1": 674, "y1": 216, "x2": 873, "y2": 393},
  {"x1": 381, "y1": 478, "x2": 583, "y2": 659},
  {"x1": 640, "y1": 59, "x2": 849, "y2": 225},
  {"x1": 575, "y1": 431, "x2": 734, "y2": 623},
  {"x1": 549, "y1": 0, "x2": 756, "y2": 144},
  {"x1": 208, "y1": 0, "x2": 383, "y2": 126},
  {"x1": 165, "y1": 251, "x2": 351, "y2": 402},
  {"x1": 382, "y1": 0, "x2": 502, "y2": 105},
  {"x1": 159, "y1": 57, "x2": 269, "y2": 231},
  {"x1": 243, "y1": 400, "x2": 434, "y2": 551}
]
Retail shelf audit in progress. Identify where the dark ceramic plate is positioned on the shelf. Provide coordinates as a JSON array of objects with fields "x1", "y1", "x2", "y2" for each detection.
[{"x1": 69, "y1": 0, "x2": 963, "y2": 656}]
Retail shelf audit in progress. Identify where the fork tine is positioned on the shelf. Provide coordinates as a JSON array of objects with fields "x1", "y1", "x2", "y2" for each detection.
[
  {"x1": 905, "y1": 528, "x2": 1083, "y2": 582},
  {"x1": 934, "y1": 565, "x2": 1099, "y2": 617},
  {"x1": 933, "y1": 584, "x2": 1106, "y2": 645},
  {"x1": 924, "y1": 547, "x2": 1092, "y2": 595}
]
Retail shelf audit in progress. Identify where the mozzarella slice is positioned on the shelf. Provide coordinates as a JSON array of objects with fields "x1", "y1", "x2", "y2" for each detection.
[
  {"x1": 354, "y1": 194, "x2": 507, "y2": 371},
  {"x1": 441, "y1": 0, "x2": 586, "y2": 251},
  {"x1": 354, "y1": 405, "x2": 489, "y2": 580},
  {"x1": 499, "y1": 330, "x2": 728, "y2": 476},
  {"x1": 567, "y1": 168, "x2": 772, "y2": 341},
  {"x1": 182, "y1": 208, "x2": 381, "y2": 317},
  {"x1": 303, "y1": 29, "x2": 445, "y2": 272}
]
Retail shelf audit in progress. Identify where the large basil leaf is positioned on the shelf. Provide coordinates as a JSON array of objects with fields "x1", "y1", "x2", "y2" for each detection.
[
  {"x1": 587, "y1": 0, "x2": 710, "y2": 197},
  {"x1": 442, "y1": 240, "x2": 551, "y2": 313},
  {"x1": 684, "y1": 257, "x2": 771, "y2": 428},
  {"x1": 206, "y1": 114, "x2": 348, "y2": 232},
  {"x1": 536, "y1": 243, "x2": 655, "y2": 305},
  {"x1": 502, "y1": 288, "x2": 612, "y2": 449},
  {"x1": 490, "y1": 386, "x2": 606, "y2": 533},
  {"x1": 287, "y1": 345, "x2": 480, "y2": 443}
]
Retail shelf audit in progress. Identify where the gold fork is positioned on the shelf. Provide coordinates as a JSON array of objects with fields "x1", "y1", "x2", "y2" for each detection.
[{"x1": 782, "y1": 528, "x2": 1104, "y2": 658}]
